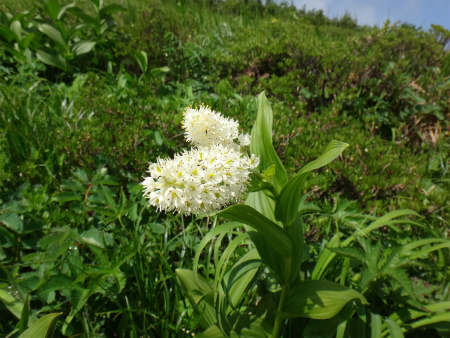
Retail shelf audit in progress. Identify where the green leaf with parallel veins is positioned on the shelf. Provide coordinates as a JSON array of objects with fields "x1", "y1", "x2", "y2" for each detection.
[
  {"x1": 282, "y1": 281, "x2": 368, "y2": 319},
  {"x1": 18, "y1": 313, "x2": 62, "y2": 338},
  {"x1": 176, "y1": 269, "x2": 217, "y2": 330},
  {"x1": 38, "y1": 24, "x2": 68, "y2": 50},
  {"x1": 275, "y1": 140, "x2": 348, "y2": 227},
  {"x1": 36, "y1": 47, "x2": 67, "y2": 70},
  {"x1": 135, "y1": 51, "x2": 148, "y2": 73},
  {"x1": 219, "y1": 205, "x2": 292, "y2": 257},
  {"x1": 71, "y1": 40, "x2": 96, "y2": 55},
  {"x1": 384, "y1": 319, "x2": 404, "y2": 338},
  {"x1": 45, "y1": 0, "x2": 60, "y2": 22}
]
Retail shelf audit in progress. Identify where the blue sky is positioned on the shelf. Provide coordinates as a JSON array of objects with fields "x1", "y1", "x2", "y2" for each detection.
[{"x1": 284, "y1": 0, "x2": 450, "y2": 31}]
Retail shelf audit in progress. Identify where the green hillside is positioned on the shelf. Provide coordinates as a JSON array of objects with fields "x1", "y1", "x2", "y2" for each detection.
[{"x1": 0, "y1": 1, "x2": 449, "y2": 337}]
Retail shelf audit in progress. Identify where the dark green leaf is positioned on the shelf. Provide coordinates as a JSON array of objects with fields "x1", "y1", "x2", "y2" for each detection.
[
  {"x1": 45, "y1": 0, "x2": 60, "y2": 22},
  {"x1": 220, "y1": 205, "x2": 292, "y2": 257},
  {"x1": 0, "y1": 212, "x2": 23, "y2": 233},
  {"x1": 51, "y1": 191, "x2": 82, "y2": 203},
  {"x1": 36, "y1": 47, "x2": 67, "y2": 70}
]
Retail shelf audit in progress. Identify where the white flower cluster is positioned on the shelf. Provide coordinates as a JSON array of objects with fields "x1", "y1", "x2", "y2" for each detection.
[
  {"x1": 182, "y1": 105, "x2": 250, "y2": 148},
  {"x1": 142, "y1": 106, "x2": 258, "y2": 215}
]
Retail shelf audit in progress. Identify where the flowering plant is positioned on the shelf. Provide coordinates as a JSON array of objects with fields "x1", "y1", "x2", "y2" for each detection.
[{"x1": 142, "y1": 93, "x2": 367, "y2": 337}]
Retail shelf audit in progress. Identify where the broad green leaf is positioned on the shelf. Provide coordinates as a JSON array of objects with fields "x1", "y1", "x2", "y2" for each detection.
[
  {"x1": 176, "y1": 269, "x2": 217, "y2": 330},
  {"x1": 19, "y1": 313, "x2": 62, "y2": 338},
  {"x1": 219, "y1": 205, "x2": 292, "y2": 257},
  {"x1": 371, "y1": 313, "x2": 382, "y2": 338},
  {"x1": 71, "y1": 40, "x2": 96, "y2": 55},
  {"x1": 10, "y1": 20, "x2": 22, "y2": 40},
  {"x1": 0, "y1": 26, "x2": 16, "y2": 42},
  {"x1": 274, "y1": 172, "x2": 308, "y2": 226},
  {"x1": 135, "y1": 51, "x2": 148, "y2": 73},
  {"x1": 249, "y1": 92, "x2": 287, "y2": 192},
  {"x1": 298, "y1": 140, "x2": 349, "y2": 175},
  {"x1": 45, "y1": 0, "x2": 60, "y2": 22},
  {"x1": 38, "y1": 24, "x2": 68, "y2": 51},
  {"x1": 150, "y1": 66, "x2": 170, "y2": 76},
  {"x1": 384, "y1": 319, "x2": 404, "y2": 338},
  {"x1": 0, "y1": 212, "x2": 23, "y2": 233},
  {"x1": 215, "y1": 233, "x2": 250, "y2": 289},
  {"x1": 282, "y1": 281, "x2": 368, "y2": 319},
  {"x1": 36, "y1": 48, "x2": 67, "y2": 70},
  {"x1": 57, "y1": 2, "x2": 76, "y2": 20},
  {"x1": 275, "y1": 140, "x2": 348, "y2": 226},
  {"x1": 224, "y1": 249, "x2": 261, "y2": 313}
]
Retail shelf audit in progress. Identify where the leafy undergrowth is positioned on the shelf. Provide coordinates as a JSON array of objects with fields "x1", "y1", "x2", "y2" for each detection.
[{"x1": 0, "y1": 0, "x2": 449, "y2": 337}]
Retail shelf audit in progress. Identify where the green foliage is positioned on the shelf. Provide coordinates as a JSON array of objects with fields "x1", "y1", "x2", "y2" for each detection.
[{"x1": 0, "y1": 0, "x2": 449, "y2": 337}]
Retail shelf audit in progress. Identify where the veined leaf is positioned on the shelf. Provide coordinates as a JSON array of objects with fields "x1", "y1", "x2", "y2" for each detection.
[
  {"x1": 36, "y1": 47, "x2": 67, "y2": 70},
  {"x1": 176, "y1": 269, "x2": 217, "y2": 330},
  {"x1": 72, "y1": 40, "x2": 96, "y2": 55},
  {"x1": 282, "y1": 281, "x2": 368, "y2": 319},
  {"x1": 371, "y1": 313, "x2": 382, "y2": 338},
  {"x1": 275, "y1": 140, "x2": 348, "y2": 227},
  {"x1": 224, "y1": 249, "x2": 261, "y2": 314},
  {"x1": 57, "y1": 2, "x2": 76, "y2": 20},
  {"x1": 38, "y1": 24, "x2": 68, "y2": 51},
  {"x1": 219, "y1": 205, "x2": 292, "y2": 257},
  {"x1": 384, "y1": 319, "x2": 404, "y2": 338},
  {"x1": 18, "y1": 313, "x2": 62, "y2": 338},
  {"x1": 193, "y1": 222, "x2": 244, "y2": 275},
  {"x1": 249, "y1": 91, "x2": 287, "y2": 192},
  {"x1": 135, "y1": 50, "x2": 148, "y2": 73},
  {"x1": 45, "y1": 0, "x2": 60, "y2": 22}
]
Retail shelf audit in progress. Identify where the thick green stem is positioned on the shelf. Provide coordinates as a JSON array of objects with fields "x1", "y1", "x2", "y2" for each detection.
[{"x1": 271, "y1": 283, "x2": 291, "y2": 338}]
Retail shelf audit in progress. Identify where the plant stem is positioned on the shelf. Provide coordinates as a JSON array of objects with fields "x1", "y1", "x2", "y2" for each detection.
[{"x1": 271, "y1": 283, "x2": 291, "y2": 338}]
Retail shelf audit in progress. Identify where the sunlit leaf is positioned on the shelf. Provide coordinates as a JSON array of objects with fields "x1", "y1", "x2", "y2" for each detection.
[
  {"x1": 18, "y1": 313, "x2": 62, "y2": 338},
  {"x1": 282, "y1": 281, "x2": 368, "y2": 319}
]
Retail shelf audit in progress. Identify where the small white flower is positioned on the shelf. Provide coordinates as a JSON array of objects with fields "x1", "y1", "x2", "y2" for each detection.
[
  {"x1": 238, "y1": 133, "x2": 250, "y2": 146},
  {"x1": 182, "y1": 105, "x2": 240, "y2": 147},
  {"x1": 141, "y1": 144, "x2": 259, "y2": 215}
]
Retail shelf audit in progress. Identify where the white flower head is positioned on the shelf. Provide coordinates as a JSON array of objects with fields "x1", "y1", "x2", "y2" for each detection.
[
  {"x1": 238, "y1": 133, "x2": 251, "y2": 146},
  {"x1": 182, "y1": 105, "x2": 241, "y2": 147},
  {"x1": 141, "y1": 144, "x2": 259, "y2": 215}
]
